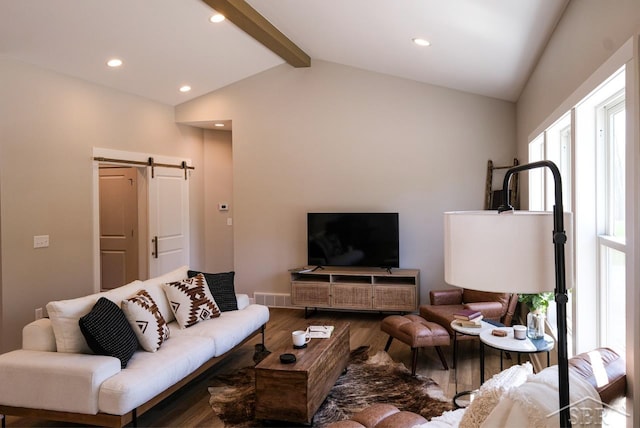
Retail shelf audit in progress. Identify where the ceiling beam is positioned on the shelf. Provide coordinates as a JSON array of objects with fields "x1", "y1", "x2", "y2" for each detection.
[{"x1": 202, "y1": 0, "x2": 310, "y2": 68}]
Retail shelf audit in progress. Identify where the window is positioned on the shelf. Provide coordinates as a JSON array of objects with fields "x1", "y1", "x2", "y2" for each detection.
[
  {"x1": 528, "y1": 113, "x2": 571, "y2": 212},
  {"x1": 528, "y1": 67, "x2": 626, "y2": 355},
  {"x1": 596, "y1": 92, "x2": 626, "y2": 353},
  {"x1": 545, "y1": 114, "x2": 571, "y2": 212},
  {"x1": 528, "y1": 135, "x2": 544, "y2": 211}
]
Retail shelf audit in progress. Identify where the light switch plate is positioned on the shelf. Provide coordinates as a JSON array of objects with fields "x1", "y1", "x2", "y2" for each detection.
[{"x1": 34, "y1": 235, "x2": 49, "y2": 248}]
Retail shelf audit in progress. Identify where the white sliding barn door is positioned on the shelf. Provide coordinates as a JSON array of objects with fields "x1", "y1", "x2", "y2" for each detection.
[{"x1": 148, "y1": 166, "x2": 190, "y2": 277}]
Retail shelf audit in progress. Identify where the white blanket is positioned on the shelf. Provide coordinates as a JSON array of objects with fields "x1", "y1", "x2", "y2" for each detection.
[
  {"x1": 412, "y1": 365, "x2": 602, "y2": 428},
  {"x1": 482, "y1": 366, "x2": 602, "y2": 428}
]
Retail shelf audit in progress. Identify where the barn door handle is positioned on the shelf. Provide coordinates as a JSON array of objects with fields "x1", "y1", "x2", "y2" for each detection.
[{"x1": 152, "y1": 236, "x2": 158, "y2": 259}]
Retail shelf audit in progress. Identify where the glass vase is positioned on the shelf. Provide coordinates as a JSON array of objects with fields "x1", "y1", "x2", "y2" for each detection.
[{"x1": 527, "y1": 310, "x2": 545, "y2": 339}]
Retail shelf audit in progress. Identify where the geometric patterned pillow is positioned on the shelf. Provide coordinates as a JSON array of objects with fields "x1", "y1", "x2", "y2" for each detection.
[
  {"x1": 187, "y1": 270, "x2": 238, "y2": 311},
  {"x1": 121, "y1": 290, "x2": 170, "y2": 352},
  {"x1": 162, "y1": 273, "x2": 221, "y2": 329}
]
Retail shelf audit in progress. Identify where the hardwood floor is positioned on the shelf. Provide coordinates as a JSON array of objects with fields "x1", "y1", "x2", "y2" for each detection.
[{"x1": 4, "y1": 308, "x2": 519, "y2": 427}]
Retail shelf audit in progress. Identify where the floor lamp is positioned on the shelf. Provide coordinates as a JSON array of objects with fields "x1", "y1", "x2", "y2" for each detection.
[{"x1": 444, "y1": 160, "x2": 573, "y2": 427}]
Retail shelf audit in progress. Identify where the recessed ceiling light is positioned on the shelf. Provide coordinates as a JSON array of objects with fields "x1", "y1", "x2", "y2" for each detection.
[
  {"x1": 209, "y1": 13, "x2": 225, "y2": 23},
  {"x1": 214, "y1": 123, "x2": 225, "y2": 127},
  {"x1": 412, "y1": 38, "x2": 431, "y2": 47},
  {"x1": 179, "y1": 85, "x2": 192, "y2": 93},
  {"x1": 106, "y1": 58, "x2": 123, "y2": 67}
]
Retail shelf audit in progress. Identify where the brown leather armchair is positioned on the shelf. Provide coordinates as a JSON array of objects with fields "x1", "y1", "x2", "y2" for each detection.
[{"x1": 419, "y1": 288, "x2": 518, "y2": 338}]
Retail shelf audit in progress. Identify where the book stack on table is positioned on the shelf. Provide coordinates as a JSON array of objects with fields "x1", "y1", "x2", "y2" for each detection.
[
  {"x1": 308, "y1": 325, "x2": 334, "y2": 339},
  {"x1": 453, "y1": 309, "x2": 483, "y2": 328}
]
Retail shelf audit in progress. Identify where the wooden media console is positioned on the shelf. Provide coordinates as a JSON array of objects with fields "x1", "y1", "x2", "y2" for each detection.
[{"x1": 290, "y1": 267, "x2": 419, "y2": 315}]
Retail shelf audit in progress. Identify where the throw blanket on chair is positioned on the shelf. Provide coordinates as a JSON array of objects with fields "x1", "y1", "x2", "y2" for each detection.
[{"x1": 482, "y1": 366, "x2": 602, "y2": 428}]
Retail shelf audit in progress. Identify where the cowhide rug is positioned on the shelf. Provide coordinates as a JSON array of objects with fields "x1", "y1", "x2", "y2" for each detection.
[{"x1": 208, "y1": 346, "x2": 453, "y2": 427}]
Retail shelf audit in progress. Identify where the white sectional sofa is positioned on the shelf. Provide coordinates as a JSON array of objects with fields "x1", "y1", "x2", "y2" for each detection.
[{"x1": 0, "y1": 266, "x2": 270, "y2": 427}]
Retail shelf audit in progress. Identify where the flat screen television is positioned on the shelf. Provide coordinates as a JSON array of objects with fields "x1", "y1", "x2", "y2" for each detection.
[{"x1": 307, "y1": 212, "x2": 399, "y2": 268}]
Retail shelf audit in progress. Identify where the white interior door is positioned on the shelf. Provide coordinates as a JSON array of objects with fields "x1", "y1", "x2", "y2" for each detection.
[
  {"x1": 148, "y1": 166, "x2": 190, "y2": 277},
  {"x1": 99, "y1": 167, "x2": 139, "y2": 289}
]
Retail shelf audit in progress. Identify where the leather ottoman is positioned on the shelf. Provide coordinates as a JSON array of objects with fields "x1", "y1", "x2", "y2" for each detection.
[{"x1": 381, "y1": 314, "x2": 449, "y2": 375}]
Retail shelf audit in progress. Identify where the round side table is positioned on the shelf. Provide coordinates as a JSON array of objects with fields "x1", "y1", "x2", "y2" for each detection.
[
  {"x1": 479, "y1": 327, "x2": 554, "y2": 382},
  {"x1": 450, "y1": 320, "x2": 494, "y2": 408}
]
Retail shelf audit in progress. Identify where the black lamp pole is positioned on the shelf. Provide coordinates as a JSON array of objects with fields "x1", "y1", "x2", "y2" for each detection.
[{"x1": 497, "y1": 160, "x2": 571, "y2": 428}]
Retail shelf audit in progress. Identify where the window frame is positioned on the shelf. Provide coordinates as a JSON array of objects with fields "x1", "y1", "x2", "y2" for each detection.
[{"x1": 527, "y1": 67, "x2": 627, "y2": 355}]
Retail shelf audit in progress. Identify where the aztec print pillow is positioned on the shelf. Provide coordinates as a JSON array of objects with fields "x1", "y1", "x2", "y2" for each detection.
[
  {"x1": 162, "y1": 273, "x2": 221, "y2": 329},
  {"x1": 187, "y1": 270, "x2": 238, "y2": 312},
  {"x1": 122, "y1": 289, "x2": 170, "y2": 352}
]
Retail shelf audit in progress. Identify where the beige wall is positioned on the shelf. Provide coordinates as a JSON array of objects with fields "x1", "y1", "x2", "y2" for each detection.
[
  {"x1": 0, "y1": 56, "x2": 516, "y2": 352},
  {"x1": 516, "y1": 1, "x2": 640, "y2": 425},
  {"x1": 0, "y1": 58, "x2": 206, "y2": 351},
  {"x1": 177, "y1": 60, "x2": 516, "y2": 299},
  {"x1": 201, "y1": 129, "x2": 234, "y2": 273}
]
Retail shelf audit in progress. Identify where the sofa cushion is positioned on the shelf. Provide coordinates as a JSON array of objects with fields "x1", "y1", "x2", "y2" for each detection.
[
  {"x1": 569, "y1": 347, "x2": 626, "y2": 404},
  {"x1": 162, "y1": 273, "x2": 221, "y2": 329},
  {"x1": 352, "y1": 403, "x2": 401, "y2": 427},
  {"x1": 462, "y1": 289, "x2": 509, "y2": 311},
  {"x1": 328, "y1": 403, "x2": 430, "y2": 428},
  {"x1": 0, "y1": 349, "x2": 120, "y2": 414},
  {"x1": 122, "y1": 290, "x2": 170, "y2": 352},
  {"x1": 22, "y1": 318, "x2": 57, "y2": 352},
  {"x1": 236, "y1": 294, "x2": 250, "y2": 310},
  {"x1": 98, "y1": 303, "x2": 269, "y2": 415},
  {"x1": 420, "y1": 304, "x2": 466, "y2": 336},
  {"x1": 98, "y1": 334, "x2": 215, "y2": 415},
  {"x1": 79, "y1": 298, "x2": 139, "y2": 368},
  {"x1": 188, "y1": 270, "x2": 238, "y2": 311},
  {"x1": 46, "y1": 280, "x2": 143, "y2": 354},
  {"x1": 171, "y1": 303, "x2": 270, "y2": 356}
]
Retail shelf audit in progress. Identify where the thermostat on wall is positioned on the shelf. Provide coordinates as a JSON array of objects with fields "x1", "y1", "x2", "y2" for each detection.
[{"x1": 218, "y1": 202, "x2": 229, "y2": 211}]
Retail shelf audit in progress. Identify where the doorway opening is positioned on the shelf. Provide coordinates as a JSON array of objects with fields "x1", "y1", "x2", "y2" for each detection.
[{"x1": 98, "y1": 165, "x2": 148, "y2": 290}]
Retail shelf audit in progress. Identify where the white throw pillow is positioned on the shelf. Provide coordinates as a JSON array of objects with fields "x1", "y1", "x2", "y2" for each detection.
[
  {"x1": 46, "y1": 280, "x2": 143, "y2": 353},
  {"x1": 121, "y1": 290, "x2": 170, "y2": 352},
  {"x1": 459, "y1": 362, "x2": 533, "y2": 428},
  {"x1": 162, "y1": 273, "x2": 220, "y2": 329}
]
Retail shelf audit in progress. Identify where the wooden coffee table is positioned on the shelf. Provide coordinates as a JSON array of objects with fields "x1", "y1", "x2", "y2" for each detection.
[{"x1": 255, "y1": 322, "x2": 350, "y2": 424}]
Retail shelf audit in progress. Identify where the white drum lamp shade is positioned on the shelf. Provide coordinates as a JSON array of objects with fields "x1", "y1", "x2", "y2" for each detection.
[{"x1": 444, "y1": 210, "x2": 573, "y2": 294}]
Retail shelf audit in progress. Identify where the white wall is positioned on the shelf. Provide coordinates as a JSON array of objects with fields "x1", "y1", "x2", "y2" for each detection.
[
  {"x1": 516, "y1": 1, "x2": 640, "y2": 425},
  {"x1": 0, "y1": 58, "x2": 206, "y2": 351},
  {"x1": 176, "y1": 60, "x2": 516, "y2": 299}
]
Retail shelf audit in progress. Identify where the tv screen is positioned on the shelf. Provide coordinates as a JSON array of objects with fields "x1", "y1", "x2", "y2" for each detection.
[{"x1": 307, "y1": 213, "x2": 399, "y2": 268}]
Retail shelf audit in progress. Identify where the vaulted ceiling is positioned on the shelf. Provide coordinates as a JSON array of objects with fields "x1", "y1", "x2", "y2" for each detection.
[{"x1": 0, "y1": 0, "x2": 568, "y2": 106}]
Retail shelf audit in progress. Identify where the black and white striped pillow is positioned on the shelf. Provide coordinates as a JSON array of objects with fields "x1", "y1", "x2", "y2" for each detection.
[
  {"x1": 187, "y1": 270, "x2": 238, "y2": 311},
  {"x1": 79, "y1": 297, "x2": 139, "y2": 368}
]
